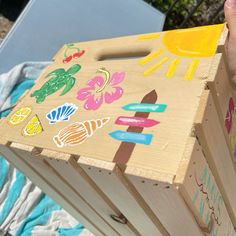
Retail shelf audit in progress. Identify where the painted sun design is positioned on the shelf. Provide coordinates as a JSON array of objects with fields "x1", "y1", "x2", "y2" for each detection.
[{"x1": 138, "y1": 24, "x2": 224, "y2": 80}]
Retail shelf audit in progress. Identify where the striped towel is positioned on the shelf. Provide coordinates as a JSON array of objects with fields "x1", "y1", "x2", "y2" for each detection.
[{"x1": 0, "y1": 62, "x2": 93, "y2": 236}]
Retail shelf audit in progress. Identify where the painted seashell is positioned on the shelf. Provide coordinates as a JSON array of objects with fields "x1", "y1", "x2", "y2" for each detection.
[
  {"x1": 46, "y1": 103, "x2": 78, "y2": 124},
  {"x1": 53, "y1": 118, "x2": 110, "y2": 148}
]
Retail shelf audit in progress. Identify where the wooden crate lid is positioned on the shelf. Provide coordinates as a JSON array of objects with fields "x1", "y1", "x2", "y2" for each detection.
[{"x1": 0, "y1": 24, "x2": 225, "y2": 177}]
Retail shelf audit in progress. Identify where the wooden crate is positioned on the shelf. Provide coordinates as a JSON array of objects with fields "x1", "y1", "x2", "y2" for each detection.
[
  {"x1": 207, "y1": 52, "x2": 236, "y2": 162},
  {"x1": 0, "y1": 24, "x2": 235, "y2": 235}
]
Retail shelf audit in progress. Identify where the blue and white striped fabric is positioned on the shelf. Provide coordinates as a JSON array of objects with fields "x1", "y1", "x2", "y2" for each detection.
[{"x1": 0, "y1": 62, "x2": 93, "y2": 236}]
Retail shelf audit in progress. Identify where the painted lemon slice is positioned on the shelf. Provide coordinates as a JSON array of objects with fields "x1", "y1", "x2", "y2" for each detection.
[
  {"x1": 8, "y1": 107, "x2": 32, "y2": 126},
  {"x1": 22, "y1": 115, "x2": 43, "y2": 137}
]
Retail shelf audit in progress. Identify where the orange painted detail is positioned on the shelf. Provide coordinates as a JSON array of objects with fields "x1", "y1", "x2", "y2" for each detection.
[{"x1": 53, "y1": 118, "x2": 110, "y2": 148}]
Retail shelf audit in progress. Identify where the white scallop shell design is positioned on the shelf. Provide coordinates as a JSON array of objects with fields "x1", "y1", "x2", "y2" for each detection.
[{"x1": 46, "y1": 103, "x2": 78, "y2": 125}]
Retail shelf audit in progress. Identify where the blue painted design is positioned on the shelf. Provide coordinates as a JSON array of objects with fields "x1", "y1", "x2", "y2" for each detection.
[
  {"x1": 205, "y1": 212, "x2": 210, "y2": 226},
  {"x1": 0, "y1": 157, "x2": 9, "y2": 191},
  {"x1": 122, "y1": 103, "x2": 167, "y2": 113},
  {"x1": 109, "y1": 130, "x2": 153, "y2": 145},
  {"x1": 192, "y1": 190, "x2": 199, "y2": 205},
  {"x1": 58, "y1": 224, "x2": 84, "y2": 236},
  {"x1": 16, "y1": 195, "x2": 61, "y2": 236},
  {"x1": 199, "y1": 199, "x2": 205, "y2": 219},
  {"x1": 46, "y1": 103, "x2": 78, "y2": 125},
  {"x1": 0, "y1": 170, "x2": 25, "y2": 225}
]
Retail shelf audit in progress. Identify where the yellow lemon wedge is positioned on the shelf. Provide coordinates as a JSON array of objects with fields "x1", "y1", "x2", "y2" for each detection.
[
  {"x1": 22, "y1": 115, "x2": 43, "y2": 137},
  {"x1": 8, "y1": 107, "x2": 32, "y2": 126}
]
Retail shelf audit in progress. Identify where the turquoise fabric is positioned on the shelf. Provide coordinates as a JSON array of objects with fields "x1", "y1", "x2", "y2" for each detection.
[
  {"x1": 16, "y1": 195, "x2": 61, "y2": 236},
  {"x1": 58, "y1": 224, "x2": 84, "y2": 236},
  {"x1": 0, "y1": 171, "x2": 25, "y2": 225},
  {"x1": 0, "y1": 157, "x2": 8, "y2": 191}
]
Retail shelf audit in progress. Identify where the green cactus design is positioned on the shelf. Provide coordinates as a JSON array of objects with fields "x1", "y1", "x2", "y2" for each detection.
[{"x1": 31, "y1": 64, "x2": 81, "y2": 103}]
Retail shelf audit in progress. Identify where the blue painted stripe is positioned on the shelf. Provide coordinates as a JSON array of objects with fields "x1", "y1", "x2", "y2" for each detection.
[
  {"x1": 122, "y1": 103, "x2": 167, "y2": 113},
  {"x1": 16, "y1": 195, "x2": 61, "y2": 236},
  {"x1": 58, "y1": 224, "x2": 84, "y2": 236},
  {"x1": 0, "y1": 170, "x2": 25, "y2": 225},
  {"x1": 0, "y1": 157, "x2": 9, "y2": 191},
  {"x1": 109, "y1": 130, "x2": 153, "y2": 145}
]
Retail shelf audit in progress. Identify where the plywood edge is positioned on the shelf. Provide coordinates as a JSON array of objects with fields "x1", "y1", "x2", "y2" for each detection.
[
  {"x1": 8, "y1": 143, "x2": 73, "y2": 162},
  {"x1": 174, "y1": 137, "x2": 196, "y2": 185},
  {"x1": 217, "y1": 24, "x2": 228, "y2": 53},
  {"x1": 78, "y1": 156, "x2": 116, "y2": 171},
  {"x1": 10, "y1": 142, "x2": 34, "y2": 152},
  {"x1": 39, "y1": 148, "x2": 72, "y2": 162},
  {"x1": 194, "y1": 90, "x2": 210, "y2": 125},
  {"x1": 0, "y1": 135, "x2": 9, "y2": 146},
  {"x1": 125, "y1": 166, "x2": 174, "y2": 184},
  {"x1": 206, "y1": 53, "x2": 223, "y2": 83},
  {"x1": 9, "y1": 142, "x2": 43, "y2": 159}
]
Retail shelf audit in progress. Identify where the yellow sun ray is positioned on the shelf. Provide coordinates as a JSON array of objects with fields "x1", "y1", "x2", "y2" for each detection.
[
  {"x1": 139, "y1": 49, "x2": 163, "y2": 65},
  {"x1": 138, "y1": 33, "x2": 161, "y2": 40},
  {"x1": 163, "y1": 25, "x2": 223, "y2": 58},
  {"x1": 144, "y1": 57, "x2": 169, "y2": 77},
  {"x1": 138, "y1": 24, "x2": 224, "y2": 80},
  {"x1": 166, "y1": 58, "x2": 180, "y2": 78},
  {"x1": 184, "y1": 59, "x2": 199, "y2": 81}
]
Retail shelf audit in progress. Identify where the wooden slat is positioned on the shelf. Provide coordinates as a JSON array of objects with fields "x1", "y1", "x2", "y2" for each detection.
[
  {"x1": 78, "y1": 157, "x2": 169, "y2": 235},
  {"x1": 207, "y1": 53, "x2": 236, "y2": 162},
  {"x1": 194, "y1": 90, "x2": 236, "y2": 226},
  {"x1": 0, "y1": 142, "x2": 103, "y2": 236},
  {"x1": 125, "y1": 166, "x2": 203, "y2": 236},
  {"x1": 45, "y1": 153, "x2": 138, "y2": 236},
  {"x1": 175, "y1": 138, "x2": 236, "y2": 236},
  {"x1": 7, "y1": 143, "x2": 119, "y2": 236},
  {"x1": 217, "y1": 24, "x2": 228, "y2": 54}
]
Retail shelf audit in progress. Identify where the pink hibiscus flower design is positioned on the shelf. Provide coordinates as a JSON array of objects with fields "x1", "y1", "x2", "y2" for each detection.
[{"x1": 77, "y1": 68, "x2": 125, "y2": 110}]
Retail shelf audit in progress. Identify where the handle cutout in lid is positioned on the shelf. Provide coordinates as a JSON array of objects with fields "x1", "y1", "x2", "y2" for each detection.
[{"x1": 95, "y1": 46, "x2": 151, "y2": 61}]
